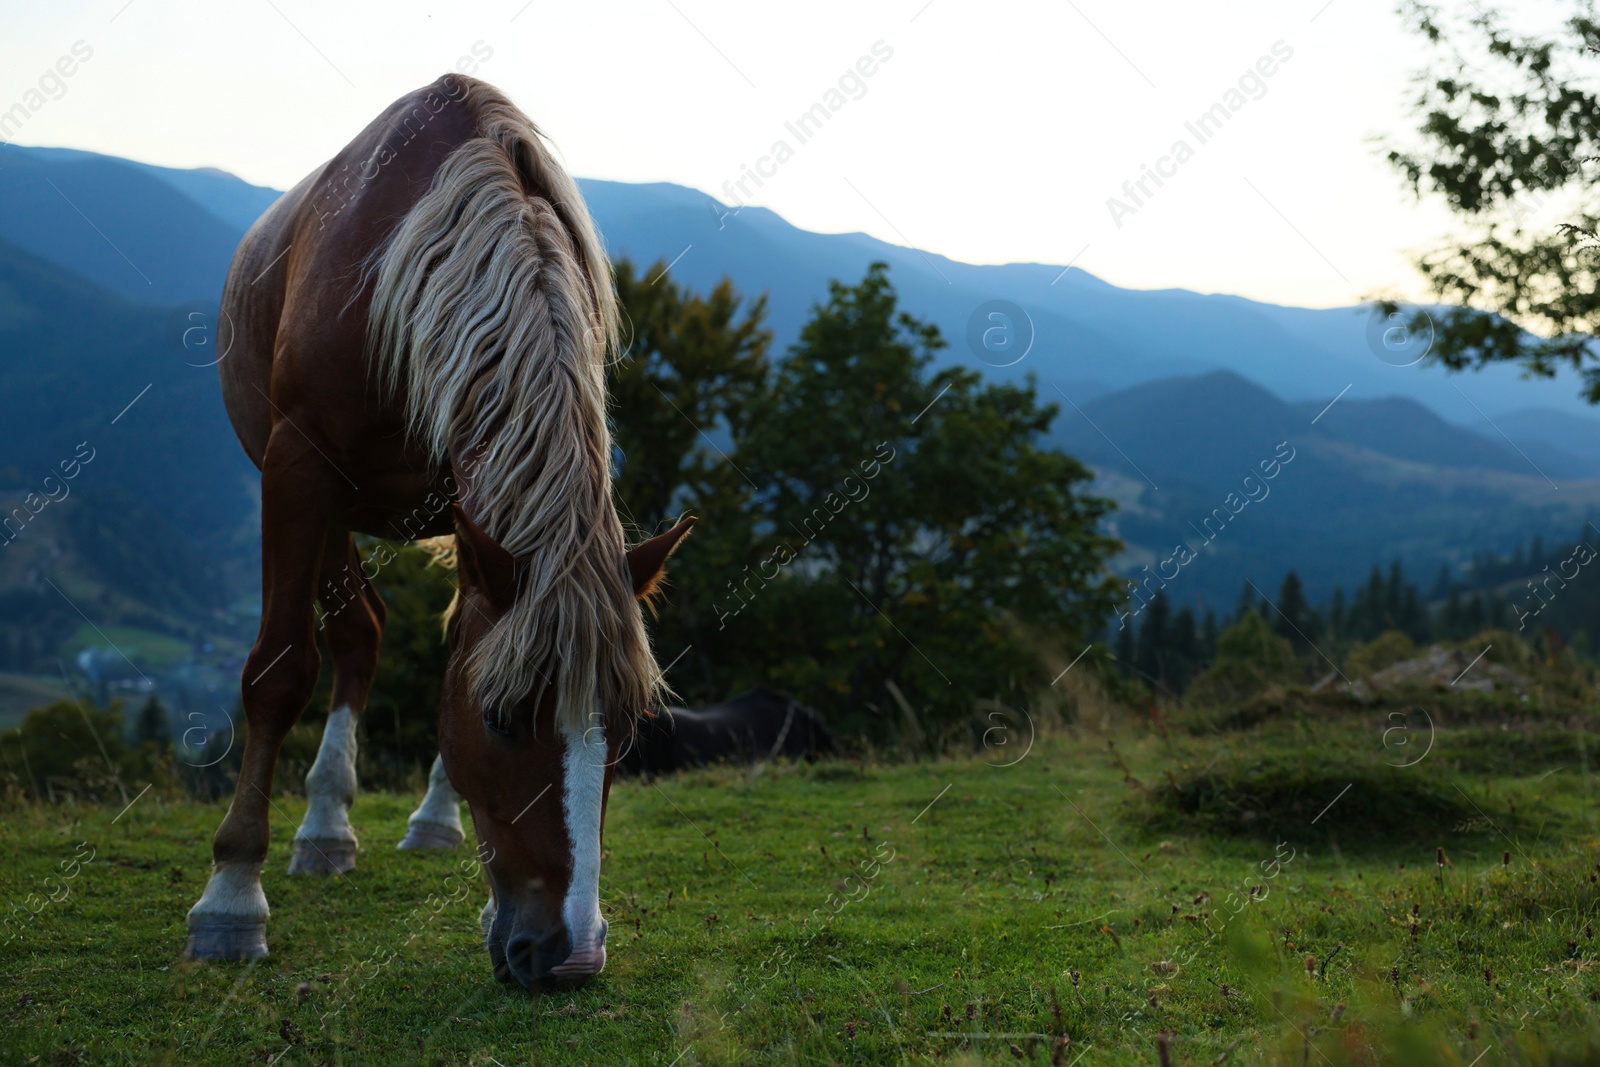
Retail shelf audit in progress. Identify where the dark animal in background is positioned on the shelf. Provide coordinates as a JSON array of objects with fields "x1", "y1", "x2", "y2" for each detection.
[{"x1": 620, "y1": 688, "x2": 837, "y2": 775}]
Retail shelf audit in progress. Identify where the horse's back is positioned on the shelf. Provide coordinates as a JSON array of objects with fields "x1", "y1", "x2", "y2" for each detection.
[
  {"x1": 217, "y1": 75, "x2": 487, "y2": 475},
  {"x1": 217, "y1": 171, "x2": 313, "y2": 468}
]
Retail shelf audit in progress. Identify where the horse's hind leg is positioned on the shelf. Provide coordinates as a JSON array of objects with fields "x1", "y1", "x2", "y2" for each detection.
[
  {"x1": 185, "y1": 431, "x2": 331, "y2": 959},
  {"x1": 398, "y1": 753, "x2": 466, "y2": 850},
  {"x1": 289, "y1": 532, "x2": 385, "y2": 875}
]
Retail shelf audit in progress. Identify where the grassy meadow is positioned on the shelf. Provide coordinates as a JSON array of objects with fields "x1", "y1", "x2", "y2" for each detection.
[{"x1": 4, "y1": 693, "x2": 1600, "y2": 1065}]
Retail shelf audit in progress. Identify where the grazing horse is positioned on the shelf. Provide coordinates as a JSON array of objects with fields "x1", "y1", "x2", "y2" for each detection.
[
  {"x1": 618, "y1": 689, "x2": 838, "y2": 775},
  {"x1": 398, "y1": 690, "x2": 835, "y2": 838},
  {"x1": 183, "y1": 74, "x2": 692, "y2": 989}
]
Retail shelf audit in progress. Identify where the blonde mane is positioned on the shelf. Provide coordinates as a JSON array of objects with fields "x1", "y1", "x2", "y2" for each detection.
[{"x1": 365, "y1": 78, "x2": 659, "y2": 729}]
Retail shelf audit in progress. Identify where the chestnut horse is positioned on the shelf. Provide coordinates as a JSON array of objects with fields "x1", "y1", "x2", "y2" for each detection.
[{"x1": 183, "y1": 74, "x2": 692, "y2": 989}]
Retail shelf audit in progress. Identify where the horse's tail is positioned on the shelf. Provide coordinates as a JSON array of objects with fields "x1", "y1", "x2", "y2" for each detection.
[{"x1": 365, "y1": 80, "x2": 659, "y2": 732}]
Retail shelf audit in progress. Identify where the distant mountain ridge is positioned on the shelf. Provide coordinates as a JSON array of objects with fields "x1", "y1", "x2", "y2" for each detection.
[
  {"x1": 1284, "y1": 395, "x2": 1599, "y2": 482},
  {"x1": 3, "y1": 142, "x2": 1600, "y2": 613},
  {"x1": 8, "y1": 146, "x2": 283, "y2": 234},
  {"x1": 1051, "y1": 371, "x2": 1600, "y2": 605},
  {"x1": 0, "y1": 146, "x2": 248, "y2": 305},
  {"x1": 5, "y1": 142, "x2": 1599, "y2": 436}
]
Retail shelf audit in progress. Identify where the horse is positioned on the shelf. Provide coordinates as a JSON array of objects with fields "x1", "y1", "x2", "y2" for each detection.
[
  {"x1": 183, "y1": 74, "x2": 693, "y2": 990},
  {"x1": 616, "y1": 689, "x2": 838, "y2": 775},
  {"x1": 393, "y1": 690, "x2": 835, "y2": 844}
]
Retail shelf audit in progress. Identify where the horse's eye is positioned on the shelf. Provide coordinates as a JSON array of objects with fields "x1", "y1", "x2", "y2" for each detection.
[{"x1": 483, "y1": 715, "x2": 514, "y2": 739}]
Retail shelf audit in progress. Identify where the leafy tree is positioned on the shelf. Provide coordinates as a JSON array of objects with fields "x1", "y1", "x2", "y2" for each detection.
[
  {"x1": 609, "y1": 258, "x2": 771, "y2": 528},
  {"x1": 722, "y1": 263, "x2": 1121, "y2": 737},
  {"x1": 608, "y1": 259, "x2": 773, "y2": 702},
  {"x1": 1346, "y1": 630, "x2": 1418, "y2": 679},
  {"x1": 1388, "y1": 2, "x2": 1600, "y2": 398},
  {"x1": 1215, "y1": 612, "x2": 1299, "y2": 677},
  {"x1": 1185, "y1": 612, "x2": 1298, "y2": 705},
  {"x1": 361, "y1": 261, "x2": 1122, "y2": 743}
]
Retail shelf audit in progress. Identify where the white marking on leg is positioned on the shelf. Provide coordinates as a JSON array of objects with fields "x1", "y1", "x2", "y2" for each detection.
[
  {"x1": 188, "y1": 861, "x2": 269, "y2": 923},
  {"x1": 185, "y1": 858, "x2": 271, "y2": 958},
  {"x1": 296, "y1": 706, "x2": 358, "y2": 845},
  {"x1": 550, "y1": 715, "x2": 607, "y2": 975},
  {"x1": 404, "y1": 753, "x2": 464, "y2": 837}
]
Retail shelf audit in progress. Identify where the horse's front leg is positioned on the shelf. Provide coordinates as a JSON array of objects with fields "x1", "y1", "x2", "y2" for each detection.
[
  {"x1": 289, "y1": 531, "x2": 385, "y2": 875},
  {"x1": 183, "y1": 432, "x2": 335, "y2": 960}
]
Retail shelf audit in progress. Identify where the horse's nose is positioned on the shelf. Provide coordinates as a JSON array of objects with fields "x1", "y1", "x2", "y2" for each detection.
[
  {"x1": 502, "y1": 930, "x2": 604, "y2": 988},
  {"x1": 501, "y1": 919, "x2": 607, "y2": 989},
  {"x1": 546, "y1": 941, "x2": 607, "y2": 985},
  {"x1": 503, "y1": 926, "x2": 569, "y2": 989},
  {"x1": 541, "y1": 920, "x2": 608, "y2": 987}
]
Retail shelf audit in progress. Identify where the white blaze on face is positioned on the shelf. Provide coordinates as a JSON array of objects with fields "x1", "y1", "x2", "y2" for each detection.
[{"x1": 557, "y1": 715, "x2": 607, "y2": 963}]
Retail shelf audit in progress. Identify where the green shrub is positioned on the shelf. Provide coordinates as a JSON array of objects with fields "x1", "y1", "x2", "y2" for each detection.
[
  {"x1": 0, "y1": 698, "x2": 168, "y2": 800},
  {"x1": 1154, "y1": 744, "x2": 1491, "y2": 844},
  {"x1": 1345, "y1": 629, "x2": 1416, "y2": 678},
  {"x1": 1183, "y1": 613, "x2": 1298, "y2": 705}
]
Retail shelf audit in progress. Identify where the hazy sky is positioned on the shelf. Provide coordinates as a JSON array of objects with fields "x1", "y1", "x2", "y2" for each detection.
[{"x1": 0, "y1": 0, "x2": 1548, "y2": 309}]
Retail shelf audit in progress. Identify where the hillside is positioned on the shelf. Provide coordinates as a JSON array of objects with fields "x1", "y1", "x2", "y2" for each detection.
[
  {"x1": 3, "y1": 142, "x2": 1600, "y2": 631},
  {"x1": 3, "y1": 718, "x2": 1595, "y2": 1064},
  {"x1": 571, "y1": 176, "x2": 1600, "y2": 429},
  {"x1": 0, "y1": 236, "x2": 258, "y2": 715},
  {"x1": 0, "y1": 147, "x2": 248, "y2": 305},
  {"x1": 8, "y1": 143, "x2": 1594, "y2": 427},
  {"x1": 1054, "y1": 372, "x2": 1600, "y2": 605},
  {"x1": 0, "y1": 237, "x2": 257, "y2": 552}
]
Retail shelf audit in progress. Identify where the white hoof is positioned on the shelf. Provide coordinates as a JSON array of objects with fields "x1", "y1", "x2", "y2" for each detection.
[
  {"x1": 402, "y1": 754, "x2": 465, "y2": 852},
  {"x1": 184, "y1": 918, "x2": 268, "y2": 960},
  {"x1": 288, "y1": 837, "x2": 357, "y2": 875},
  {"x1": 185, "y1": 862, "x2": 269, "y2": 960},
  {"x1": 397, "y1": 820, "x2": 464, "y2": 850}
]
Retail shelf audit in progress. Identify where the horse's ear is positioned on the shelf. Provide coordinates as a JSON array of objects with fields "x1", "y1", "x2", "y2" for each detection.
[
  {"x1": 627, "y1": 516, "x2": 695, "y2": 601},
  {"x1": 452, "y1": 505, "x2": 517, "y2": 612}
]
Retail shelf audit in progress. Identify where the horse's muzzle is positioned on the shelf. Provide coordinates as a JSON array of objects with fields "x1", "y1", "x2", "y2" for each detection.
[
  {"x1": 496, "y1": 918, "x2": 607, "y2": 989},
  {"x1": 545, "y1": 939, "x2": 607, "y2": 984}
]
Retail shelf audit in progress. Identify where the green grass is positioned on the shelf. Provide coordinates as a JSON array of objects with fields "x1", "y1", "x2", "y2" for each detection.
[
  {"x1": 63, "y1": 623, "x2": 196, "y2": 669},
  {"x1": 5, "y1": 714, "x2": 1600, "y2": 1065}
]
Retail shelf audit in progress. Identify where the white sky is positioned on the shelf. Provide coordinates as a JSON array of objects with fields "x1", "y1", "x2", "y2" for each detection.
[{"x1": 0, "y1": 0, "x2": 1552, "y2": 308}]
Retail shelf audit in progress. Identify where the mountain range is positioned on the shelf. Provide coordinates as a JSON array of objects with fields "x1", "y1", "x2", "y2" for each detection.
[{"x1": 2, "y1": 141, "x2": 1598, "y2": 628}]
